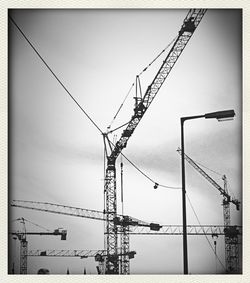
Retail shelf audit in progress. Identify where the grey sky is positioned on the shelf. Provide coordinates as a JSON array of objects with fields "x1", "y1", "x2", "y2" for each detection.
[{"x1": 9, "y1": 9, "x2": 242, "y2": 274}]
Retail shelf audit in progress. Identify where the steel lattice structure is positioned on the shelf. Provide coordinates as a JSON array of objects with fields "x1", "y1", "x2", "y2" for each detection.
[
  {"x1": 128, "y1": 225, "x2": 242, "y2": 236},
  {"x1": 104, "y1": 9, "x2": 207, "y2": 274},
  {"x1": 27, "y1": 249, "x2": 105, "y2": 257}
]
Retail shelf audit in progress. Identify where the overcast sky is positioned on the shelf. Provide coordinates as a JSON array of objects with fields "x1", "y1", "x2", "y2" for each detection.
[{"x1": 9, "y1": 9, "x2": 242, "y2": 274}]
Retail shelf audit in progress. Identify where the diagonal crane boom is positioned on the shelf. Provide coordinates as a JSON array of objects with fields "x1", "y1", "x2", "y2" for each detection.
[
  {"x1": 176, "y1": 148, "x2": 240, "y2": 209},
  {"x1": 104, "y1": 9, "x2": 207, "y2": 274},
  {"x1": 176, "y1": 148, "x2": 241, "y2": 273}
]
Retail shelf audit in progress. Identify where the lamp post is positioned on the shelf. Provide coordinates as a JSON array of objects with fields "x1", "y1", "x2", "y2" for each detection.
[{"x1": 180, "y1": 109, "x2": 235, "y2": 274}]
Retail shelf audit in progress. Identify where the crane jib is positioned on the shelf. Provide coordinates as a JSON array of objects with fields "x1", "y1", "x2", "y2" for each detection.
[{"x1": 108, "y1": 9, "x2": 207, "y2": 163}]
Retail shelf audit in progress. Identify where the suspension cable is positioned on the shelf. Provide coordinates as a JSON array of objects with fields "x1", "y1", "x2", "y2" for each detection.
[
  {"x1": 107, "y1": 35, "x2": 177, "y2": 131},
  {"x1": 9, "y1": 15, "x2": 103, "y2": 135},
  {"x1": 186, "y1": 194, "x2": 226, "y2": 272},
  {"x1": 138, "y1": 36, "x2": 178, "y2": 77},
  {"x1": 16, "y1": 217, "x2": 51, "y2": 232},
  {"x1": 189, "y1": 155, "x2": 239, "y2": 201},
  {"x1": 194, "y1": 159, "x2": 223, "y2": 177}
]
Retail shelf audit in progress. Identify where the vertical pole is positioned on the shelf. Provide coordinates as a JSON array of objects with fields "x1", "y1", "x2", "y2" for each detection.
[
  {"x1": 103, "y1": 135, "x2": 107, "y2": 253},
  {"x1": 215, "y1": 240, "x2": 217, "y2": 274},
  {"x1": 121, "y1": 156, "x2": 124, "y2": 216},
  {"x1": 181, "y1": 118, "x2": 188, "y2": 274}
]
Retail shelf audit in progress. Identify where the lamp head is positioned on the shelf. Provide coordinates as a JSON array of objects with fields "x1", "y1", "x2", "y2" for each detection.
[{"x1": 205, "y1": 110, "x2": 235, "y2": 121}]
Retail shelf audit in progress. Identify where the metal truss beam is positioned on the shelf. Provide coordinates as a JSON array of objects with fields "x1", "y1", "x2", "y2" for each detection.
[{"x1": 128, "y1": 225, "x2": 242, "y2": 236}]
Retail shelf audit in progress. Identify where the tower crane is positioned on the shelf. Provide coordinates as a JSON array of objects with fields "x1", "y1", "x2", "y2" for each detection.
[
  {"x1": 103, "y1": 9, "x2": 206, "y2": 274},
  {"x1": 176, "y1": 148, "x2": 241, "y2": 273},
  {"x1": 9, "y1": 217, "x2": 67, "y2": 274},
  {"x1": 11, "y1": 200, "x2": 242, "y2": 273}
]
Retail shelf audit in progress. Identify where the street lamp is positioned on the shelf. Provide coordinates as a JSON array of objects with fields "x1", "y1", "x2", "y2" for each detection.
[{"x1": 180, "y1": 109, "x2": 235, "y2": 274}]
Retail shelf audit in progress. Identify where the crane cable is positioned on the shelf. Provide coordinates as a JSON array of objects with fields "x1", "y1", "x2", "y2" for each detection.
[
  {"x1": 186, "y1": 194, "x2": 226, "y2": 272},
  {"x1": 13, "y1": 217, "x2": 51, "y2": 232},
  {"x1": 9, "y1": 15, "x2": 103, "y2": 135},
  {"x1": 189, "y1": 157, "x2": 237, "y2": 199},
  {"x1": 104, "y1": 134, "x2": 180, "y2": 190},
  {"x1": 121, "y1": 151, "x2": 180, "y2": 190},
  {"x1": 138, "y1": 36, "x2": 178, "y2": 77},
  {"x1": 194, "y1": 160, "x2": 222, "y2": 177},
  {"x1": 21, "y1": 217, "x2": 51, "y2": 232}
]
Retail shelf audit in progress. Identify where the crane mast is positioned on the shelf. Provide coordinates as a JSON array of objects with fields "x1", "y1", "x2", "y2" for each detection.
[
  {"x1": 104, "y1": 9, "x2": 206, "y2": 274},
  {"x1": 176, "y1": 148, "x2": 241, "y2": 273}
]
